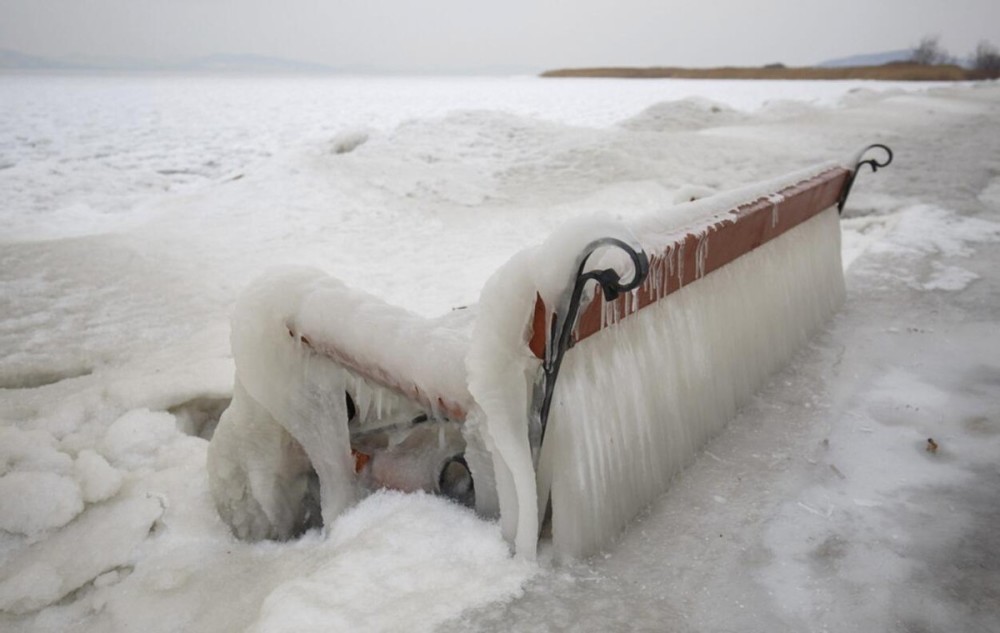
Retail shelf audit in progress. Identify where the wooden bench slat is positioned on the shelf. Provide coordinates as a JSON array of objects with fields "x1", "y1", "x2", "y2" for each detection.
[
  {"x1": 288, "y1": 325, "x2": 471, "y2": 421},
  {"x1": 529, "y1": 167, "x2": 850, "y2": 358}
]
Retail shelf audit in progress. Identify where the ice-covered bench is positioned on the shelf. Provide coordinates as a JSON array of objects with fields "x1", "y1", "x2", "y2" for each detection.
[{"x1": 207, "y1": 145, "x2": 891, "y2": 559}]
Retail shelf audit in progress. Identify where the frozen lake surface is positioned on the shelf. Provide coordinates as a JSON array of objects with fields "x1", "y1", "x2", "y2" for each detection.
[
  {"x1": 1, "y1": 74, "x2": 998, "y2": 632},
  {"x1": 1, "y1": 74, "x2": 940, "y2": 242}
]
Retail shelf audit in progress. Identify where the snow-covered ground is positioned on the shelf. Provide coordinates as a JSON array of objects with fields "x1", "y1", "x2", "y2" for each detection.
[{"x1": 1, "y1": 74, "x2": 998, "y2": 632}]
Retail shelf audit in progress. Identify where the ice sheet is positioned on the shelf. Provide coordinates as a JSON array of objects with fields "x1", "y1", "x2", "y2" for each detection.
[{"x1": 1, "y1": 76, "x2": 998, "y2": 632}]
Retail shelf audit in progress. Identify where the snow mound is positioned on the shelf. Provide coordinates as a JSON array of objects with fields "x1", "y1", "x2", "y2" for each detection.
[
  {"x1": 102, "y1": 409, "x2": 180, "y2": 469},
  {"x1": 0, "y1": 427, "x2": 120, "y2": 536},
  {"x1": 248, "y1": 492, "x2": 536, "y2": 633},
  {"x1": 0, "y1": 493, "x2": 164, "y2": 614},
  {"x1": 329, "y1": 128, "x2": 370, "y2": 155},
  {"x1": 334, "y1": 110, "x2": 585, "y2": 206},
  {"x1": 0, "y1": 427, "x2": 73, "y2": 474},
  {"x1": 74, "y1": 450, "x2": 123, "y2": 503},
  {"x1": 620, "y1": 98, "x2": 745, "y2": 132},
  {"x1": 0, "y1": 471, "x2": 83, "y2": 535}
]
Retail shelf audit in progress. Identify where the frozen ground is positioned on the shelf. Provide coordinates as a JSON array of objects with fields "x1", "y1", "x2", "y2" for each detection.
[{"x1": 1, "y1": 75, "x2": 998, "y2": 632}]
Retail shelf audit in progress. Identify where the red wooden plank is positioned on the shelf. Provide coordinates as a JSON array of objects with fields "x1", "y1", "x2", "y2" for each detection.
[
  {"x1": 530, "y1": 167, "x2": 850, "y2": 357},
  {"x1": 287, "y1": 325, "x2": 470, "y2": 421}
]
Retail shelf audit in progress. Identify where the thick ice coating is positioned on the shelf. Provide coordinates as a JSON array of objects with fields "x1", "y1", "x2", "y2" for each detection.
[
  {"x1": 207, "y1": 268, "x2": 474, "y2": 540},
  {"x1": 465, "y1": 215, "x2": 646, "y2": 560},
  {"x1": 540, "y1": 207, "x2": 844, "y2": 556},
  {"x1": 209, "y1": 161, "x2": 846, "y2": 559},
  {"x1": 467, "y1": 164, "x2": 845, "y2": 558}
]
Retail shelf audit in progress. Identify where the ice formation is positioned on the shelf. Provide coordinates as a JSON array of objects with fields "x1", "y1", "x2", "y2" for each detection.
[
  {"x1": 466, "y1": 164, "x2": 846, "y2": 558},
  {"x1": 207, "y1": 267, "x2": 476, "y2": 540},
  {"x1": 539, "y1": 207, "x2": 844, "y2": 556},
  {"x1": 209, "y1": 157, "x2": 847, "y2": 561}
]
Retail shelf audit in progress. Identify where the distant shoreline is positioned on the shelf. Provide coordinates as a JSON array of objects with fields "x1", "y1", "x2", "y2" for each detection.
[{"x1": 541, "y1": 63, "x2": 985, "y2": 81}]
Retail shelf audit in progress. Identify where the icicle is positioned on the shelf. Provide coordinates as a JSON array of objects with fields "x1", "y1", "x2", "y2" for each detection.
[
  {"x1": 768, "y1": 193, "x2": 784, "y2": 229},
  {"x1": 544, "y1": 310, "x2": 555, "y2": 361},
  {"x1": 648, "y1": 258, "x2": 658, "y2": 301},
  {"x1": 660, "y1": 255, "x2": 667, "y2": 298},
  {"x1": 539, "y1": 207, "x2": 845, "y2": 558},
  {"x1": 659, "y1": 251, "x2": 669, "y2": 298},
  {"x1": 676, "y1": 241, "x2": 686, "y2": 288},
  {"x1": 695, "y1": 233, "x2": 709, "y2": 280},
  {"x1": 359, "y1": 382, "x2": 370, "y2": 422}
]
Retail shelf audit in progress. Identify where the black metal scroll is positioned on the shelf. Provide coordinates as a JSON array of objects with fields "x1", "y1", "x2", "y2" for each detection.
[
  {"x1": 529, "y1": 238, "x2": 650, "y2": 464},
  {"x1": 838, "y1": 143, "x2": 894, "y2": 214}
]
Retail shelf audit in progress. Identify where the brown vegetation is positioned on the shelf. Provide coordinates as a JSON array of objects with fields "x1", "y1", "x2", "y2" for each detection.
[
  {"x1": 540, "y1": 63, "x2": 981, "y2": 81},
  {"x1": 972, "y1": 41, "x2": 1000, "y2": 78}
]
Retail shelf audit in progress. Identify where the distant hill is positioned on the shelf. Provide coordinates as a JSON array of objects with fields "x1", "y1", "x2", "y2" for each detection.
[
  {"x1": 0, "y1": 49, "x2": 336, "y2": 73},
  {"x1": 0, "y1": 49, "x2": 73, "y2": 70},
  {"x1": 177, "y1": 54, "x2": 335, "y2": 73},
  {"x1": 0, "y1": 49, "x2": 535, "y2": 75},
  {"x1": 818, "y1": 50, "x2": 912, "y2": 68}
]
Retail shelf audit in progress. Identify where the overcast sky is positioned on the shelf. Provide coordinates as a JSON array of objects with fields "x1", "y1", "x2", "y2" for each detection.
[{"x1": 1, "y1": 0, "x2": 997, "y2": 71}]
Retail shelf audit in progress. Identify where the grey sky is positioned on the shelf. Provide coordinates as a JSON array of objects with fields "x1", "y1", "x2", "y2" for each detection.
[{"x1": 1, "y1": 0, "x2": 997, "y2": 71}]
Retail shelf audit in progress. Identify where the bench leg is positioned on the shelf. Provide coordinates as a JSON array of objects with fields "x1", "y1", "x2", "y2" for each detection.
[{"x1": 208, "y1": 380, "x2": 321, "y2": 540}]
